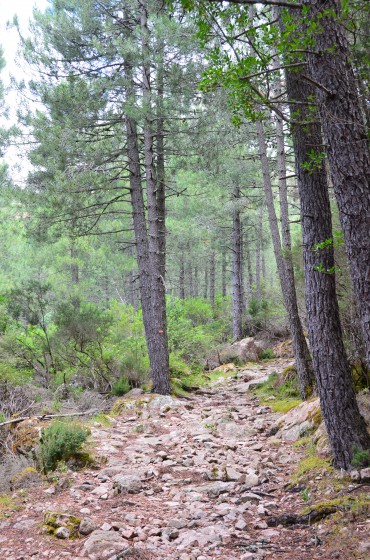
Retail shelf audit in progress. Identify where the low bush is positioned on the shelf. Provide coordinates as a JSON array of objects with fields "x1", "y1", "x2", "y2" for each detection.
[
  {"x1": 351, "y1": 447, "x2": 370, "y2": 468},
  {"x1": 259, "y1": 348, "x2": 275, "y2": 360},
  {"x1": 112, "y1": 376, "x2": 131, "y2": 396},
  {"x1": 40, "y1": 420, "x2": 89, "y2": 472}
]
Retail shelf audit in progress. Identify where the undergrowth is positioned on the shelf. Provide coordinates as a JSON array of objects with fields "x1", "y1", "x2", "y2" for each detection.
[
  {"x1": 250, "y1": 370, "x2": 302, "y2": 412},
  {"x1": 40, "y1": 420, "x2": 90, "y2": 472}
]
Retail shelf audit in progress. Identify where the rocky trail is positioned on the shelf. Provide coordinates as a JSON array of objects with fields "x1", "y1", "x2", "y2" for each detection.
[{"x1": 0, "y1": 359, "x2": 369, "y2": 560}]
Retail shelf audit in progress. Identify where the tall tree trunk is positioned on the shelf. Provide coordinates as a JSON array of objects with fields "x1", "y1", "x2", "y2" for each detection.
[
  {"x1": 188, "y1": 256, "x2": 194, "y2": 298},
  {"x1": 70, "y1": 242, "x2": 80, "y2": 311},
  {"x1": 245, "y1": 231, "x2": 253, "y2": 303},
  {"x1": 140, "y1": 3, "x2": 170, "y2": 394},
  {"x1": 194, "y1": 266, "x2": 199, "y2": 298},
  {"x1": 232, "y1": 182, "x2": 244, "y2": 339},
  {"x1": 255, "y1": 205, "x2": 263, "y2": 304},
  {"x1": 179, "y1": 251, "x2": 185, "y2": 299},
  {"x1": 209, "y1": 250, "x2": 216, "y2": 305},
  {"x1": 284, "y1": 56, "x2": 370, "y2": 468},
  {"x1": 221, "y1": 250, "x2": 227, "y2": 297},
  {"x1": 204, "y1": 265, "x2": 208, "y2": 299},
  {"x1": 156, "y1": 36, "x2": 166, "y2": 283},
  {"x1": 303, "y1": 0, "x2": 370, "y2": 367},
  {"x1": 70, "y1": 243, "x2": 79, "y2": 285},
  {"x1": 255, "y1": 119, "x2": 314, "y2": 398}
]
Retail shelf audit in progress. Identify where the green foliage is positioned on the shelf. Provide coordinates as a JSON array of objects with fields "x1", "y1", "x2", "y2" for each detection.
[
  {"x1": 251, "y1": 370, "x2": 302, "y2": 412},
  {"x1": 112, "y1": 377, "x2": 131, "y2": 396},
  {"x1": 351, "y1": 447, "x2": 370, "y2": 468},
  {"x1": 300, "y1": 149, "x2": 326, "y2": 174},
  {"x1": 167, "y1": 296, "x2": 231, "y2": 365},
  {"x1": 40, "y1": 420, "x2": 89, "y2": 472},
  {"x1": 259, "y1": 348, "x2": 275, "y2": 360}
]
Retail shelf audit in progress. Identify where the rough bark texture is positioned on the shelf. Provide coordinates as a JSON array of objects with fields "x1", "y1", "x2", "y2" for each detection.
[
  {"x1": 245, "y1": 230, "x2": 253, "y2": 303},
  {"x1": 209, "y1": 251, "x2": 216, "y2": 305},
  {"x1": 283, "y1": 32, "x2": 370, "y2": 468},
  {"x1": 222, "y1": 251, "x2": 227, "y2": 297},
  {"x1": 304, "y1": 0, "x2": 370, "y2": 367},
  {"x1": 232, "y1": 182, "x2": 245, "y2": 340},
  {"x1": 140, "y1": 3, "x2": 170, "y2": 395},
  {"x1": 256, "y1": 119, "x2": 314, "y2": 399},
  {"x1": 255, "y1": 205, "x2": 262, "y2": 304}
]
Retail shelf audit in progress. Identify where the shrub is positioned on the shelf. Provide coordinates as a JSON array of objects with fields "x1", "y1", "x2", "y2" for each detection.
[
  {"x1": 351, "y1": 447, "x2": 370, "y2": 468},
  {"x1": 40, "y1": 420, "x2": 89, "y2": 472},
  {"x1": 112, "y1": 377, "x2": 131, "y2": 396},
  {"x1": 259, "y1": 348, "x2": 275, "y2": 360}
]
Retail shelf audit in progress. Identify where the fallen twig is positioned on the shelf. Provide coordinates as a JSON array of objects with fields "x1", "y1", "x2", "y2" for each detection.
[{"x1": 0, "y1": 408, "x2": 100, "y2": 427}]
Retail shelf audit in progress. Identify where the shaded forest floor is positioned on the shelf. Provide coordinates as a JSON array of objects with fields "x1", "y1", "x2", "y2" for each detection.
[{"x1": 0, "y1": 359, "x2": 369, "y2": 560}]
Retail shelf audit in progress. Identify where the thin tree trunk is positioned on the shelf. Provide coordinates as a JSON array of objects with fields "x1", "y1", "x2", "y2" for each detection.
[
  {"x1": 283, "y1": 54, "x2": 370, "y2": 468},
  {"x1": 204, "y1": 265, "x2": 208, "y2": 299},
  {"x1": 179, "y1": 251, "x2": 185, "y2": 299},
  {"x1": 232, "y1": 182, "x2": 244, "y2": 339},
  {"x1": 303, "y1": 0, "x2": 370, "y2": 368},
  {"x1": 209, "y1": 250, "x2": 216, "y2": 305},
  {"x1": 245, "y1": 231, "x2": 253, "y2": 303},
  {"x1": 256, "y1": 205, "x2": 263, "y2": 304},
  {"x1": 70, "y1": 243, "x2": 79, "y2": 285},
  {"x1": 255, "y1": 119, "x2": 314, "y2": 398},
  {"x1": 194, "y1": 266, "x2": 199, "y2": 298},
  {"x1": 188, "y1": 258, "x2": 194, "y2": 298},
  {"x1": 221, "y1": 250, "x2": 227, "y2": 297}
]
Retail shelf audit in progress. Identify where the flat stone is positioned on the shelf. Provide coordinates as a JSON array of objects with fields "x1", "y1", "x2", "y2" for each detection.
[
  {"x1": 79, "y1": 518, "x2": 97, "y2": 536},
  {"x1": 191, "y1": 481, "x2": 235, "y2": 498},
  {"x1": 113, "y1": 475, "x2": 142, "y2": 494},
  {"x1": 80, "y1": 530, "x2": 129, "y2": 559},
  {"x1": 235, "y1": 518, "x2": 247, "y2": 531}
]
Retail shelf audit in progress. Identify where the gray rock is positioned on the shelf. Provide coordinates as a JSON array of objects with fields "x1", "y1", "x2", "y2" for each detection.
[
  {"x1": 162, "y1": 527, "x2": 180, "y2": 541},
  {"x1": 79, "y1": 518, "x2": 98, "y2": 536},
  {"x1": 350, "y1": 469, "x2": 360, "y2": 482},
  {"x1": 113, "y1": 474, "x2": 142, "y2": 494},
  {"x1": 13, "y1": 519, "x2": 37, "y2": 530},
  {"x1": 243, "y1": 473, "x2": 260, "y2": 487},
  {"x1": 235, "y1": 517, "x2": 247, "y2": 531},
  {"x1": 81, "y1": 530, "x2": 130, "y2": 559},
  {"x1": 168, "y1": 518, "x2": 188, "y2": 529},
  {"x1": 56, "y1": 526, "x2": 70, "y2": 539},
  {"x1": 360, "y1": 467, "x2": 370, "y2": 481},
  {"x1": 203, "y1": 481, "x2": 235, "y2": 498}
]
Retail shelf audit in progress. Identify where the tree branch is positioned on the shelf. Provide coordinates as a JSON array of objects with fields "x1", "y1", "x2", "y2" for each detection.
[{"x1": 205, "y1": 0, "x2": 303, "y2": 9}]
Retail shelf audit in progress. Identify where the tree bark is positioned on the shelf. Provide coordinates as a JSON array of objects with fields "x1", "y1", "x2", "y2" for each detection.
[
  {"x1": 232, "y1": 182, "x2": 245, "y2": 339},
  {"x1": 255, "y1": 204, "x2": 263, "y2": 304},
  {"x1": 204, "y1": 265, "x2": 208, "y2": 299},
  {"x1": 140, "y1": 2, "x2": 170, "y2": 394},
  {"x1": 194, "y1": 266, "x2": 199, "y2": 298},
  {"x1": 256, "y1": 119, "x2": 314, "y2": 398},
  {"x1": 304, "y1": 0, "x2": 370, "y2": 368},
  {"x1": 245, "y1": 230, "x2": 253, "y2": 303},
  {"x1": 179, "y1": 250, "x2": 185, "y2": 299},
  {"x1": 282, "y1": 11, "x2": 370, "y2": 467},
  {"x1": 221, "y1": 250, "x2": 227, "y2": 297},
  {"x1": 209, "y1": 250, "x2": 216, "y2": 305}
]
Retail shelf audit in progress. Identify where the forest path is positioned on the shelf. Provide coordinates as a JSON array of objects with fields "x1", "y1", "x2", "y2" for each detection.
[{"x1": 0, "y1": 359, "x2": 365, "y2": 560}]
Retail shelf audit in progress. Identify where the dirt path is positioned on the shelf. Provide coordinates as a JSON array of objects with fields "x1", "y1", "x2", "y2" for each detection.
[{"x1": 0, "y1": 360, "x2": 368, "y2": 560}]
